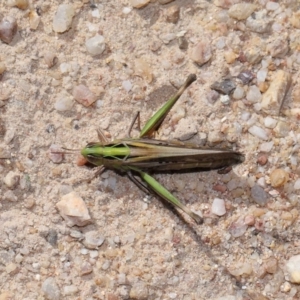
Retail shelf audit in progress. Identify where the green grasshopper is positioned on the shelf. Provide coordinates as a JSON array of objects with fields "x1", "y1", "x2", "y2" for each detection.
[{"x1": 81, "y1": 74, "x2": 244, "y2": 223}]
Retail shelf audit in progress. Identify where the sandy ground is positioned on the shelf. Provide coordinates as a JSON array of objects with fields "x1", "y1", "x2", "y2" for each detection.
[{"x1": 1, "y1": 0, "x2": 300, "y2": 299}]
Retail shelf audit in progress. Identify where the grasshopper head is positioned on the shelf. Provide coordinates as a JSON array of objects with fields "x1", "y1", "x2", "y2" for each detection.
[{"x1": 81, "y1": 142, "x2": 104, "y2": 166}]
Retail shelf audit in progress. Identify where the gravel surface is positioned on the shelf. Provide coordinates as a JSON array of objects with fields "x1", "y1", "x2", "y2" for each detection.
[{"x1": 1, "y1": 0, "x2": 300, "y2": 299}]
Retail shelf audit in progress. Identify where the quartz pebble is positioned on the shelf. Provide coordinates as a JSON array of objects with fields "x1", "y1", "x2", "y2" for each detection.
[
  {"x1": 83, "y1": 231, "x2": 105, "y2": 249},
  {"x1": 264, "y1": 116, "x2": 277, "y2": 129},
  {"x1": 228, "y1": 3, "x2": 256, "y2": 21},
  {"x1": 270, "y1": 169, "x2": 289, "y2": 188},
  {"x1": 229, "y1": 217, "x2": 248, "y2": 238},
  {"x1": 0, "y1": 17, "x2": 17, "y2": 44},
  {"x1": 246, "y1": 85, "x2": 262, "y2": 103},
  {"x1": 190, "y1": 41, "x2": 212, "y2": 66},
  {"x1": 266, "y1": 1, "x2": 280, "y2": 11},
  {"x1": 130, "y1": 0, "x2": 150, "y2": 8},
  {"x1": 294, "y1": 179, "x2": 300, "y2": 190},
  {"x1": 248, "y1": 125, "x2": 269, "y2": 141},
  {"x1": 286, "y1": 255, "x2": 300, "y2": 283},
  {"x1": 85, "y1": 35, "x2": 106, "y2": 56},
  {"x1": 54, "y1": 94, "x2": 73, "y2": 111},
  {"x1": 251, "y1": 184, "x2": 268, "y2": 206},
  {"x1": 211, "y1": 198, "x2": 226, "y2": 216},
  {"x1": 3, "y1": 171, "x2": 19, "y2": 189},
  {"x1": 232, "y1": 86, "x2": 245, "y2": 100},
  {"x1": 73, "y1": 85, "x2": 97, "y2": 107},
  {"x1": 42, "y1": 277, "x2": 61, "y2": 300},
  {"x1": 56, "y1": 192, "x2": 91, "y2": 227},
  {"x1": 52, "y1": 4, "x2": 75, "y2": 33},
  {"x1": 8, "y1": 0, "x2": 29, "y2": 10}
]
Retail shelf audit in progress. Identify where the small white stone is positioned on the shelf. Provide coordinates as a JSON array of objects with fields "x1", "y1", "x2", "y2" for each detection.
[
  {"x1": 54, "y1": 95, "x2": 73, "y2": 111},
  {"x1": 246, "y1": 85, "x2": 262, "y2": 103},
  {"x1": 63, "y1": 285, "x2": 78, "y2": 296},
  {"x1": 59, "y1": 62, "x2": 70, "y2": 74},
  {"x1": 294, "y1": 179, "x2": 300, "y2": 190},
  {"x1": 266, "y1": 1, "x2": 280, "y2": 11},
  {"x1": 220, "y1": 95, "x2": 230, "y2": 105},
  {"x1": 233, "y1": 86, "x2": 245, "y2": 100},
  {"x1": 122, "y1": 80, "x2": 132, "y2": 92},
  {"x1": 56, "y1": 192, "x2": 91, "y2": 227},
  {"x1": 248, "y1": 125, "x2": 269, "y2": 140},
  {"x1": 286, "y1": 255, "x2": 300, "y2": 283},
  {"x1": 85, "y1": 35, "x2": 105, "y2": 56},
  {"x1": 53, "y1": 4, "x2": 75, "y2": 33},
  {"x1": 259, "y1": 141, "x2": 274, "y2": 152},
  {"x1": 264, "y1": 116, "x2": 277, "y2": 129},
  {"x1": 211, "y1": 198, "x2": 226, "y2": 216},
  {"x1": 257, "y1": 69, "x2": 268, "y2": 82},
  {"x1": 91, "y1": 9, "x2": 100, "y2": 18},
  {"x1": 123, "y1": 7, "x2": 132, "y2": 14},
  {"x1": 130, "y1": 0, "x2": 150, "y2": 8}
]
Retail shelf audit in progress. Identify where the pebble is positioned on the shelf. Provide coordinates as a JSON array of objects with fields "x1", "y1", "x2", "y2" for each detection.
[
  {"x1": 257, "y1": 69, "x2": 268, "y2": 82},
  {"x1": 273, "y1": 120, "x2": 289, "y2": 138},
  {"x1": 228, "y1": 3, "x2": 256, "y2": 21},
  {"x1": 259, "y1": 141, "x2": 274, "y2": 152},
  {"x1": 269, "y1": 169, "x2": 289, "y2": 188},
  {"x1": 264, "y1": 116, "x2": 277, "y2": 129},
  {"x1": 54, "y1": 95, "x2": 73, "y2": 111},
  {"x1": 56, "y1": 191, "x2": 91, "y2": 227},
  {"x1": 232, "y1": 86, "x2": 245, "y2": 100},
  {"x1": 80, "y1": 262, "x2": 93, "y2": 276},
  {"x1": 229, "y1": 217, "x2": 248, "y2": 238},
  {"x1": 267, "y1": 38, "x2": 289, "y2": 58},
  {"x1": 52, "y1": 4, "x2": 75, "y2": 33},
  {"x1": 286, "y1": 255, "x2": 300, "y2": 283},
  {"x1": 42, "y1": 277, "x2": 61, "y2": 300},
  {"x1": 266, "y1": 1, "x2": 280, "y2": 11},
  {"x1": 237, "y1": 70, "x2": 255, "y2": 85},
  {"x1": 251, "y1": 184, "x2": 268, "y2": 206},
  {"x1": 246, "y1": 13, "x2": 272, "y2": 34},
  {"x1": 210, "y1": 79, "x2": 236, "y2": 95},
  {"x1": 165, "y1": 5, "x2": 180, "y2": 24},
  {"x1": 63, "y1": 285, "x2": 78, "y2": 296},
  {"x1": 264, "y1": 257, "x2": 278, "y2": 274},
  {"x1": 129, "y1": 281, "x2": 149, "y2": 299},
  {"x1": 190, "y1": 41, "x2": 212, "y2": 66},
  {"x1": 130, "y1": 0, "x2": 151, "y2": 8},
  {"x1": 85, "y1": 35, "x2": 106, "y2": 56},
  {"x1": 122, "y1": 80, "x2": 132, "y2": 92},
  {"x1": 257, "y1": 153, "x2": 268, "y2": 166},
  {"x1": 246, "y1": 85, "x2": 262, "y2": 103},
  {"x1": 294, "y1": 179, "x2": 300, "y2": 190},
  {"x1": 173, "y1": 118, "x2": 197, "y2": 141},
  {"x1": 0, "y1": 17, "x2": 17, "y2": 44},
  {"x1": 248, "y1": 125, "x2": 269, "y2": 141},
  {"x1": 48, "y1": 144, "x2": 64, "y2": 164},
  {"x1": 29, "y1": 9, "x2": 41, "y2": 30},
  {"x1": 73, "y1": 84, "x2": 97, "y2": 107},
  {"x1": 3, "y1": 171, "x2": 19, "y2": 189},
  {"x1": 8, "y1": 0, "x2": 29, "y2": 10},
  {"x1": 83, "y1": 231, "x2": 105, "y2": 249},
  {"x1": 211, "y1": 198, "x2": 226, "y2": 216},
  {"x1": 261, "y1": 70, "x2": 291, "y2": 115}
]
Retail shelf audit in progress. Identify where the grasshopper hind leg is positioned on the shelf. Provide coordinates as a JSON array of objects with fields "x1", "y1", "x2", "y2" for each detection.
[{"x1": 127, "y1": 171, "x2": 154, "y2": 195}]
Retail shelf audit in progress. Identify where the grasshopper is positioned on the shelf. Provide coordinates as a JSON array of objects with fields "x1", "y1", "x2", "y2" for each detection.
[{"x1": 81, "y1": 74, "x2": 244, "y2": 223}]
